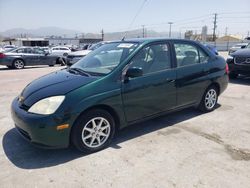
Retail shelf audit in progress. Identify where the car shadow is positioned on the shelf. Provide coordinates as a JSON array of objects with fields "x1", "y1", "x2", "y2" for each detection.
[
  {"x1": 2, "y1": 107, "x2": 214, "y2": 169},
  {"x1": 229, "y1": 76, "x2": 250, "y2": 86}
]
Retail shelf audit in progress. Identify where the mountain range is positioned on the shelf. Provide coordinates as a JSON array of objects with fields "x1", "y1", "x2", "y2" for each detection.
[{"x1": 0, "y1": 26, "x2": 180, "y2": 40}]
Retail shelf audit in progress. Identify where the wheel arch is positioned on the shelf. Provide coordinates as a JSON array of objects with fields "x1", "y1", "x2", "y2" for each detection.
[
  {"x1": 71, "y1": 104, "x2": 121, "y2": 131},
  {"x1": 208, "y1": 82, "x2": 220, "y2": 95},
  {"x1": 12, "y1": 58, "x2": 26, "y2": 65}
]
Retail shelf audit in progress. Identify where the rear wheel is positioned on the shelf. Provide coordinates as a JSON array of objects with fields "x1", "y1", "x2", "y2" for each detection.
[
  {"x1": 198, "y1": 85, "x2": 218, "y2": 112},
  {"x1": 13, "y1": 59, "x2": 24, "y2": 69},
  {"x1": 71, "y1": 109, "x2": 116, "y2": 153}
]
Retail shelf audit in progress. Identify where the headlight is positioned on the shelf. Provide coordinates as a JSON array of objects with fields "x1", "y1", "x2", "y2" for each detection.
[{"x1": 28, "y1": 96, "x2": 65, "y2": 115}]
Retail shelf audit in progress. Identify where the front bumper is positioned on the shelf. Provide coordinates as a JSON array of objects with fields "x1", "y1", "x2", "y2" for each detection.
[
  {"x1": 227, "y1": 59, "x2": 250, "y2": 76},
  {"x1": 11, "y1": 97, "x2": 71, "y2": 148}
]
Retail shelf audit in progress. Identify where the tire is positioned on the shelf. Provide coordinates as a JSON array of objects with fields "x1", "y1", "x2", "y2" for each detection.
[
  {"x1": 71, "y1": 109, "x2": 116, "y2": 153},
  {"x1": 60, "y1": 58, "x2": 66, "y2": 66},
  {"x1": 198, "y1": 85, "x2": 218, "y2": 112},
  {"x1": 229, "y1": 72, "x2": 238, "y2": 79},
  {"x1": 13, "y1": 59, "x2": 25, "y2": 69},
  {"x1": 6, "y1": 65, "x2": 13, "y2": 69}
]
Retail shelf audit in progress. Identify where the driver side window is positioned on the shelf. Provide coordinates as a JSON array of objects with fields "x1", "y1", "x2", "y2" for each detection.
[{"x1": 129, "y1": 43, "x2": 171, "y2": 75}]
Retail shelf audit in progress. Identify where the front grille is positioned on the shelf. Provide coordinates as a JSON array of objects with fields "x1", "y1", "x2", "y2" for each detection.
[
  {"x1": 235, "y1": 57, "x2": 250, "y2": 65},
  {"x1": 19, "y1": 103, "x2": 29, "y2": 111}
]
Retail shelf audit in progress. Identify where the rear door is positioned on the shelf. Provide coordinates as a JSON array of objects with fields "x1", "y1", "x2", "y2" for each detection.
[
  {"x1": 173, "y1": 42, "x2": 211, "y2": 107},
  {"x1": 122, "y1": 42, "x2": 177, "y2": 123},
  {"x1": 23, "y1": 48, "x2": 39, "y2": 65}
]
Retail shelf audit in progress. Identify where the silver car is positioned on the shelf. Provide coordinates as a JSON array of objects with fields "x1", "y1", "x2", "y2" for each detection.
[{"x1": 0, "y1": 47, "x2": 62, "y2": 69}]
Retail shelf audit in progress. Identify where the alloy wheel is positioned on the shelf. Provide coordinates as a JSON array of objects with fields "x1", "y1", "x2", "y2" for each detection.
[
  {"x1": 14, "y1": 60, "x2": 24, "y2": 69},
  {"x1": 205, "y1": 89, "x2": 217, "y2": 110},
  {"x1": 81, "y1": 117, "x2": 111, "y2": 148}
]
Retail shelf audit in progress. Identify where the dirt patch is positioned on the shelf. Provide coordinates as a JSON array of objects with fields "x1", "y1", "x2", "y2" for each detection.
[
  {"x1": 157, "y1": 128, "x2": 181, "y2": 136},
  {"x1": 180, "y1": 126, "x2": 250, "y2": 161},
  {"x1": 225, "y1": 145, "x2": 250, "y2": 161}
]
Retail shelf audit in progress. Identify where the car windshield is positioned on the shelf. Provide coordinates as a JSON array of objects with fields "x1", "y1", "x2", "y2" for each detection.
[
  {"x1": 88, "y1": 42, "x2": 104, "y2": 51},
  {"x1": 246, "y1": 44, "x2": 250, "y2": 49},
  {"x1": 71, "y1": 42, "x2": 139, "y2": 75}
]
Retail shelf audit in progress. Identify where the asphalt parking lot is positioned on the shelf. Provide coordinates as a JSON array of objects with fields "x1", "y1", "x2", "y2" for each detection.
[{"x1": 0, "y1": 54, "x2": 250, "y2": 187}]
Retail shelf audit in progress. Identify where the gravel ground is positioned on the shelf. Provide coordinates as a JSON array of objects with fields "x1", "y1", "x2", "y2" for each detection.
[{"x1": 0, "y1": 54, "x2": 250, "y2": 188}]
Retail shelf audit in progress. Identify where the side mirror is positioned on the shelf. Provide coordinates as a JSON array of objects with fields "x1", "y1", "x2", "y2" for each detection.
[
  {"x1": 126, "y1": 67, "x2": 143, "y2": 78},
  {"x1": 241, "y1": 46, "x2": 246, "y2": 49}
]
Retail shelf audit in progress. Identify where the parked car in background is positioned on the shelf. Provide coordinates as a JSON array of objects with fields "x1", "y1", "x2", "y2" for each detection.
[
  {"x1": 39, "y1": 47, "x2": 51, "y2": 54},
  {"x1": 3, "y1": 45, "x2": 16, "y2": 52},
  {"x1": 51, "y1": 46, "x2": 71, "y2": 56},
  {"x1": 227, "y1": 43, "x2": 250, "y2": 78},
  {"x1": 229, "y1": 43, "x2": 248, "y2": 55},
  {"x1": 11, "y1": 39, "x2": 229, "y2": 153},
  {"x1": 204, "y1": 44, "x2": 218, "y2": 55},
  {"x1": 66, "y1": 41, "x2": 108, "y2": 66},
  {"x1": 0, "y1": 47, "x2": 62, "y2": 69}
]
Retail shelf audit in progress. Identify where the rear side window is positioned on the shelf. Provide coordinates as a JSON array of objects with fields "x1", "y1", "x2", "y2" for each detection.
[
  {"x1": 129, "y1": 43, "x2": 171, "y2": 75},
  {"x1": 174, "y1": 43, "x2": 209, "y2": 67}
]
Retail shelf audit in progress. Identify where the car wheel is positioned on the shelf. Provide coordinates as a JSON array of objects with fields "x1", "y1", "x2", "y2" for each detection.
[
  {"x1": 229, "y1": 72, "x2": 238, "y2": 79},
  {"x1": 71, "y1": 109, "x2": 116, "y2": 153},
  {"x1": 13, "y1": 59, "x2": 25, "y2": 69},
  {"x1": 198, "y1": 85, "x2": 218, "y2": 112}
]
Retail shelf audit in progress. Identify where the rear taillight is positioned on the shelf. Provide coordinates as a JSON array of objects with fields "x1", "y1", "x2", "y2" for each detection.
[
  {"x1": 0, "y1": 53, "x2": 6, "y2": 58},
  {"x1": 225, "y1": 63, "x2": 229, "y2": 74}
]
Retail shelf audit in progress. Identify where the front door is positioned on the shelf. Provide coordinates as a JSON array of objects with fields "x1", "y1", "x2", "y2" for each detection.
[{"x1": 122, "y1": 42, "x2": 177, "y2": 123}]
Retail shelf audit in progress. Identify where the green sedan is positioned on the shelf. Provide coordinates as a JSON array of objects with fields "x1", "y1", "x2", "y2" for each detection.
[{"x1": 11, "y1": 38, "x2": 229, "y2": 153}]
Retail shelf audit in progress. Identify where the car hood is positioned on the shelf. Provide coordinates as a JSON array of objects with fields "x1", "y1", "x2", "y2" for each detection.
[
  {"x1": 231, "y1": 49, "x2": 250, "y2": 57},
  {"x1": 20, "y1": 69, "x2": 98, "y2": 106}
]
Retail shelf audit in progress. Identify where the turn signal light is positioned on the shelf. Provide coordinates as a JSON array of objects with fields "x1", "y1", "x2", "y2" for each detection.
[{"x1": 56, "y1": 124, "x2": 69, "y2": 130}]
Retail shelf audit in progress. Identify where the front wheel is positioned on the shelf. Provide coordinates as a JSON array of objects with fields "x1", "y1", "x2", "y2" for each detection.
[
  {"x1": 198, "y1": 86, "x2": 218, "y2": 112},
  {"x1": 71, "y1": 109, "x2": 116, "y2": 153},
  {"x1": 13, "y1": 59, "x2": 24, "y2": 69}
]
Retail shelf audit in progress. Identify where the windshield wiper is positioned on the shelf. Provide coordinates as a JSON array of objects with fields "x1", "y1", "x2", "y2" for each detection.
[{"x1": 68, "y1": 67, "x2": 91, "y2": 77}]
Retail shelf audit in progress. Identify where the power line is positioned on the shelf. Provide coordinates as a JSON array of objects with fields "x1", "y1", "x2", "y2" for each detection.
[{"x1": 125, "y1": 0, "x2": 148, "y2": 34}]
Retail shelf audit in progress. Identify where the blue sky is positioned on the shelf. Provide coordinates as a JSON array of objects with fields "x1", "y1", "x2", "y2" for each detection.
[{"x1": 0, "y1": 0, "x2": 249, "y2": 36}]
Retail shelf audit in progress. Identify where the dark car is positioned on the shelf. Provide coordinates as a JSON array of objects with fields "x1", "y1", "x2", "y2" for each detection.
[
  {"x1": 0, "y1": 47, "x2": 62, "y2": 69},
  {"x1": 66, "y1": 41, "x2": 109, "y2": 66},
  {"x1": 227, "y1": 43, "x2": 250, "y2": 78},
  {"x1": 11, "y1": 39, "x2": 229, "y2": 153},
  {"x1": 228, "y1": 43, "x2": 248, "y2": 55}
]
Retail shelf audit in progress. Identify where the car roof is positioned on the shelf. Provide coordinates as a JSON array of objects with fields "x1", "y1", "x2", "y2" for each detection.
[{"x1": 110, "y1": 38, "x2": 201, "y2": 45}]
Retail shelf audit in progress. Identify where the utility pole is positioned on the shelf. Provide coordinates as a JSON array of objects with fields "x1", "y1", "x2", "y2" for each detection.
[
  {"x1": 101, "y1": 29, "x2": 104, "y2": 41},
  {"x1": 225, "y1": 27, "x2": 228, "y2": 36},
  {"x1": 168, "y1": 22, "x2": 173, "y2": 38},
  {"x1": 142, "y1": 25, "x2": 145, "y2": 38},
  {"x1": 212, "y1": 13, "x2": 217, "y2": 41}
]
